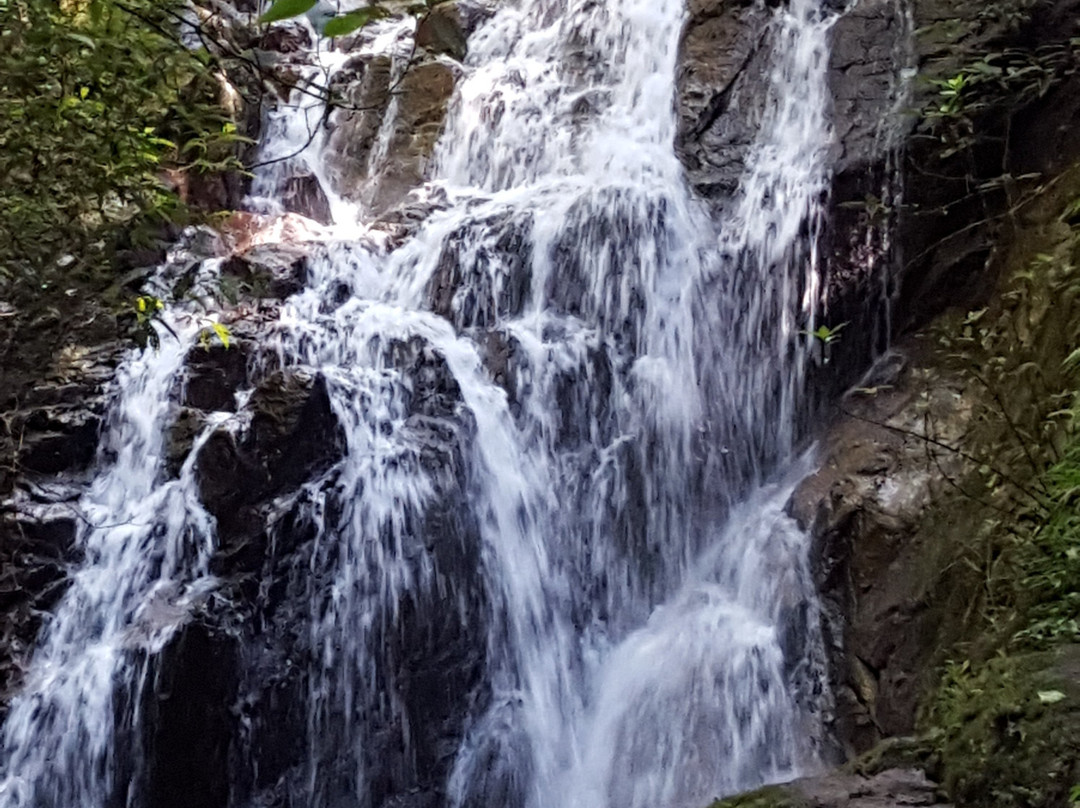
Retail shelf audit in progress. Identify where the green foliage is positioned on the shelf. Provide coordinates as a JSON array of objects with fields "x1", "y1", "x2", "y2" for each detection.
[
  {"x1": 805, "y1": 322, "x2": 847, "y2": 345},
  {"x1": 922, "y1": 654, "x2": 1080, "y2": 808},
  {"x1": 202, "y1": 321, "x2": 231, "y2": 350},
  {"x1": 933, "y1": 72, "x2": 971, "y2": 117},
  {"x1": 322, "y1": 6, "x2": 390, "y2": 37},
  {"x1": 706, "y1": 786, "x2": 804, "y2": 808},
  {"x1": 911, "y1": 201, "x2": 1080, "y2": 808},
  {"x1": 260, "y1": 0, "x2": 394, "y2": 37},
  {"x1": 259, "y1": 0, "x2": 317, "y2": 23},
  {"x1": 922, "y1": 40, "x2": 1080, "y2": 159},
  {"x1": 1011, "y1": 439, "x2": 1080, "y2": 645},
  {"x1": 0, "y1": 0, "x2": 239, "y2": 310}
]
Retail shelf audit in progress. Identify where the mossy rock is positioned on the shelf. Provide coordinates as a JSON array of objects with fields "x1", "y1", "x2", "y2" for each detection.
[
  {"x1": 844, "y1": 735, "x2": 940, "y2": 777},
  {"x1": 924, "y1": 648, "x2": 1080, "y2": 808},
  {"x1": 707, "y1": 785, "x2": 807, "y2": 808}
]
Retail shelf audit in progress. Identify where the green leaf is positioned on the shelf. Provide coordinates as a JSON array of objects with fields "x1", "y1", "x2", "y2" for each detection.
[
  {"x1": 259, "y1": 0, "x2": 318, "y2": 24},
  {"x1": 211, "y1": 322, "x2": 231, "y2": 349},
  {"x1": 65, "y1": 32, "x2": 96, "y2": 49},
  {"x1": 322, "y1": 6, "x2": 389, "y2": 37}
]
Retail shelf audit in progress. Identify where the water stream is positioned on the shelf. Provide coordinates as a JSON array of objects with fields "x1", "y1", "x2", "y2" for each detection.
[{"x1": 0, "y1": 0, "x2": 845, "y2": 804}]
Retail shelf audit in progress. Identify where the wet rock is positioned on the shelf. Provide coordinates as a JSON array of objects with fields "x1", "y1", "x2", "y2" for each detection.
[
  {"x1": 427, "y1": 212, "x2": 533, "y2": 330},
  {"x1": 188, "y1": 332, "x2": 487, "y2": 808},
  {"x1": 220, "y1": 243, "x2": 310, "y2": 299},
  {"x1": 708, "y1": 767, "x2": 950, "y2": 808},
  {"x1": 165, "y1": 408, "x2": 209, "y2": 478},
  {"x1": 416, "y1": 3, "x2": 470, "y2": 60},
  {"x1": 676, "y1": 0, "x2": 771, "y2": 201},
  {"x1": 1, "y1": 339, "x2": 122, "y2": 485},
  {"x1": 15, "y1": 409, "x2": 100, "y2": 476},
  {"x1": 477, "y1": 329, "x2": 522, "y2": 412},
  {"x1": 325, "y1": 56, "x2": 458, "y2": 214},
  {"x1": 10, "y1": 502, "x2": 78, "y2": 561},
  {"x1": 826, "y1": 0, "x2": 910, "y2": 175},
  {"x1": 0, "y1": 490, "x2": 87, "y2": 717},
  {"x1": 417, "y1": 0, "x2": 494, "y2": 59},
  {"x1": 195, "y1": 368, "x2": 345, "y2": 561},
  {"x1": 324, "y1": 53, "x2": 395, "y2": 195},
  {"x1": 247, "y1": 370, "x2": 344, "y2": 489},
  {"x1": 280, "y1": 173, "x2": 333, "y2": 225},
  {"x1": 390, "y1": 337, "x2": 465, "y2": 421},
  {"x1": 794, "y1": 767, "x2": 949, "y2": 808},
  {"x1": 790, "y1": 342, "x2": 975, "y2": 756},
  {"x1": 140, "y1": 619, "x2": 239, "y2": 808},
  {"x1": 370, "y1": 59, "x2": 460, "y2": 214},
  {"x1": 369, "y1": 186, "x2": 452, "y2": 249},
  {"x1": 182, "y1": 343, "x2": 251, "y2": 413},
  {"x1": 257, "y1": 21, "x2": 313, "y2": 53}
]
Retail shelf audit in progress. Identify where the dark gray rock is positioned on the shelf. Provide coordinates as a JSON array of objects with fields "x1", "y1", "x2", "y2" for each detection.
[
  {"x1": 138, "y1": 620, "x2": 239, "y2": 808},
  {"x1": 220, "y1": 244, "x2": 309, "y2": 299},
  {"x1": 827, "y1": 0, "x2": 910, "y2": 175},
  {"x1": 279, "y1": 173, "x2": 334, "y2": 225},
  {"x1": 196, "y1": 369, "x2": 346, "y2": 546},
  {"x1": 789, "y1": 343, "x2": 974, "y2": 756},
  {"x1": 676, "y1": 0, "x2": 772, "y2": 202},
  {"x1": 182, "y1": 342, "x2": 251, "y2": 413},
  {"x1": 426, "y1": 211, "x2": 533, "y2": 331}
]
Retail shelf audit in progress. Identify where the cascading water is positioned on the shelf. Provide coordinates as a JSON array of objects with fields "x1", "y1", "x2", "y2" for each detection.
[
  {"x1": 0, "y1": 0, "x2": 850, "y2": 804},
  {"x1": 0, "y1": 256, "x2": 225, "y2": 806}
]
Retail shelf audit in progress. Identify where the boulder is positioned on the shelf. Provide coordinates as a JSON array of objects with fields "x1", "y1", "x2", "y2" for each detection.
[
  {"x1": 325, "y1": 56, "x2": 459, "y2": 214},
  {"x1": 426, "y1": 211, "x2": 533, "y2": 330},
  {"x1": 417, "y1": 0, "x2": 494, "y2": 59},
  {"x1": 416, "y1": 3, "x2": 470, "y2": 60},
  {"x1": 789, "y1": 343, "x2": 975, "y2": 756},
  {"x1": 279, "y1": 173, "x2": 334, "y2": 225},
  {"x1": 196, "y1": 368, "x2": 345, "y2": 550},
  {"x1": 182, "y1": 343, "x2": 250, "y2": 413},
  {"x1": 220, "y1": 243, "x2": 310, "y2": 299}
]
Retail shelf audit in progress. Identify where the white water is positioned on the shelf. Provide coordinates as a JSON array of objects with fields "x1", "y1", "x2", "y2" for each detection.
[
  {"x1": 0, "y1": 260, "x2": 224, "y2": 807},
  {"x1": 0, "y1": 0, "x2": 844, "y2": 805}
]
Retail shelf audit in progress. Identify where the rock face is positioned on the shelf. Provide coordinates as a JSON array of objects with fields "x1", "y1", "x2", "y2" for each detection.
[
  {"x1": 789, "y1": 343, "x2": 975, "y2": 755},
  {"x1": 676, "y1": 0, "x2": 1080, "y2": 772},
  {"x1": 325, "y1": 56, "x2": 461, "y2": 214},
  {"x1": 0, "y1": 338, "x2": 125, "y2": 715},
  {"x1": 676, "y1": 0, "x2": 1080, "y2": 334},
  {"x1": 174, "y1": 335, "x2": 487, "y2": 808},
  {"x1": 322, "y1": 0, "x2": 492, "y2": 215},
  {"x1": 676, "y1": 0, "x2": 772, "y2": 201}
]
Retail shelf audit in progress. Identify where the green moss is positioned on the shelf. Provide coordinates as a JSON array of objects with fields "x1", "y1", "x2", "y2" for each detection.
[
  {"x1": 921, "y1": 652, "x2": 1080, "y2": 808},
  {"x1": 843, "y1": 735, "x2": 939, "y2": 777},
  {"x1": 706, "y1": 785, "x2": 806, "y2": 808},
  {"x1": 892, "y1": 190, "x2": 1080, "y2": 808}
]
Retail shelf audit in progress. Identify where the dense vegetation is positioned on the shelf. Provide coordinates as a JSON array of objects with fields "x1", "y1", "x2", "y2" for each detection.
[{"x1": 0, "y1": 0, "x2": 243, "y2": 304}]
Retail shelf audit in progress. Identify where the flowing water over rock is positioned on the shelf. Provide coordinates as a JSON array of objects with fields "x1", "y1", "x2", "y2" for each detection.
[{"x1": 0, "y1": 0, "x2": 845, "y2": 804}]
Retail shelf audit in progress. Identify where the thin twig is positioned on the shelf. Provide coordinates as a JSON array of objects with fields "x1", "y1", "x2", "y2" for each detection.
[{"x1": 837, "y1": 403, "x2": 1052, "y2": 512}]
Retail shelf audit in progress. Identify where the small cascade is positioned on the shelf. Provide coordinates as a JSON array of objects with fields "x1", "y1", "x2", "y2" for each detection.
[
  {"x1": 0, "y1": 0, "x2": 869, "y2": 803},
  {"x1": 0, "y1": 260, "x2": 224, "y2": 806}
]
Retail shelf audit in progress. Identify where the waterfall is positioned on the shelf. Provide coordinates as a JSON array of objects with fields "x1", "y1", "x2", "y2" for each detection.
[
  {"x1": 0, "y1": 0, "x2": 845, "y2": 804},
  {"x1": 0, "y1": 257, "x2": 225, "y2": 806}
]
